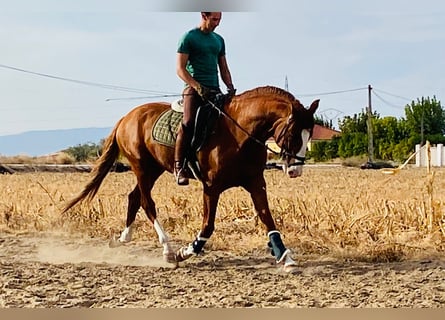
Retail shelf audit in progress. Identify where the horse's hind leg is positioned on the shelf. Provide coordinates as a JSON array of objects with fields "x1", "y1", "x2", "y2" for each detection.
[
  {"x1": 109, "y1": 185, "x2": 140, "y2": 247},
  {"x1": 136, "y1": 166, "x2": 177, "y2": 265}
]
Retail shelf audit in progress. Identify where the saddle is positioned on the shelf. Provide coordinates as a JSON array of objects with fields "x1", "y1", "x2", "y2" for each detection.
[{"x1": 152, "y1": 94, "x2": 227, "y2": 179}]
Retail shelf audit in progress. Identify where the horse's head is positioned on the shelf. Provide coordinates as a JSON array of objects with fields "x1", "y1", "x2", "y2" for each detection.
[{"x1": 278, "y1": 99, "x2": 319, "y2": 178}]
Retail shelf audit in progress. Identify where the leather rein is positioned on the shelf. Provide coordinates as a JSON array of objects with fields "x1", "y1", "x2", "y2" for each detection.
[{"x1": 207, "y1": 94, "x2": 306, "y2": 166}]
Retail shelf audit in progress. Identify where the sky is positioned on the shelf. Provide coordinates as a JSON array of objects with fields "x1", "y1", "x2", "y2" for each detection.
[{"x1": 1, "y1": 0, "x2": 444, "y2": 136}]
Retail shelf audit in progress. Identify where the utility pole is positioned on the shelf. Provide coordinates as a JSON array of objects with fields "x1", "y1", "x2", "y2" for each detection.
[
  {"x1": 367, "y1": 84, "x2": 375, "y2": 162},
  {"x1": 285, "y1": 75, "x2": 288, "y2": 91}
]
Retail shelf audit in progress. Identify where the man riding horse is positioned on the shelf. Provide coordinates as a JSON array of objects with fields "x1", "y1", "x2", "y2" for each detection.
[
  {"x1": 62, "y1": 12, "x2": 320, "y2": 273},
  {"x1": 175, "y1": 11, "x2": 236, "y2": 185}
]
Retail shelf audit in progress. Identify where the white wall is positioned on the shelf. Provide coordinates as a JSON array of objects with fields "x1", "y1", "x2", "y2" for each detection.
[{"x1": 415, "y1": 143, "x2": 445, "y2": 167}]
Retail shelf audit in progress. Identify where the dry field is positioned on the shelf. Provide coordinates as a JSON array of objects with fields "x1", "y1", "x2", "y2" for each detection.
[{"x1": 1, "y1": 166, "x2": 445, "y2": 307}]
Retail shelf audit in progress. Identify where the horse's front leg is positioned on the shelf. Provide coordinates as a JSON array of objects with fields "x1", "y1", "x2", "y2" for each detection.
[
  {"x1": 153, "y1": 219, "x2": 177, "y2": 265},
  {"x1": 176, "y1": 190, "x2": 219, "y2": 262},
  {"x1": 245, "y1": 177, "x2": 297, "y2": 272}
]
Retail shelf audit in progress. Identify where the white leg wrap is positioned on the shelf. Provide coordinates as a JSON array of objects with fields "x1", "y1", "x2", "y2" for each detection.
[
  {"x1": 183, "y1": 243, "x2": 195, "y2": 257},
  {"x1": 267, "y1": 230, "x2": 281, "y2": 237},
  {"x1": 119, "y1": 226, "x2": 133, "y2": 243},
  {"x1": 153, "y1": 219, "x2": 176, "y2": 261},
  {"x1": 154, "y1": 219, "x2": 169, "y2": 245}
]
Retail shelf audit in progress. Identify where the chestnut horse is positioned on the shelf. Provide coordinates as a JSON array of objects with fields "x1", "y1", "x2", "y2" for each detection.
[{"x1": 62, "y1": 86, "x2": 319, "y2": 272}]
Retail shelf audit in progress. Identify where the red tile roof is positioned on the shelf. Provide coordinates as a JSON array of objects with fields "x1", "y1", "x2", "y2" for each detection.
[{"x1": 312, "y1": 124, "x2": 341, "y2": 140}]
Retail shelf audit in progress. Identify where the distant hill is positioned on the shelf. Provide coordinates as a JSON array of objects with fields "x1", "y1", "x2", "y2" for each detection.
[{"x1": 0, "y1": 127, "x2": 112, "y2": 156}]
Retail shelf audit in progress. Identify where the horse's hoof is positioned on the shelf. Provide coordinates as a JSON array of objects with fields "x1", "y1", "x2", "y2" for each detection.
[
  {"x1": 281, "y1": 263, "x2": 300, "y2": 274},
  {"x1": 175, "y1": 246, "x2": 193, "y2": 263},
  {"x1": 163, "y1": 252, "x2": 179, "y2": 266},
  {"x1": 108, "y1": 235, "x2": 123, "y2": 248}
]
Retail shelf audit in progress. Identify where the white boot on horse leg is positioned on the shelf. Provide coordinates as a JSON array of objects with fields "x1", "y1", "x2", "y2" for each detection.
[
  {"x1": 109, "y1": 225, "x2": 134, "y2": 248},
  {"x1": 175, "y1": 232, "x2": 208, "y2": 262},
  {"x1": 176, "y1": 243, "x2": 195, "y2": 262},
  {"x1": 153, "y1": 219, "x2": 177, "y2": 265}
]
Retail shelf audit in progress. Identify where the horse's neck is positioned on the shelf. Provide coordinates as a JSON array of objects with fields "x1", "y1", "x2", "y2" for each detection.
[{"x1": 226, "y1": 101, "x2": 289, "y2": 142}]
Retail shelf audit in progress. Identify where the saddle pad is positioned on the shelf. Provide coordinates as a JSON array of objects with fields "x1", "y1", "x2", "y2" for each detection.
[{"x1": 152, "y1": 109, "x2": 183, "y2": 147}]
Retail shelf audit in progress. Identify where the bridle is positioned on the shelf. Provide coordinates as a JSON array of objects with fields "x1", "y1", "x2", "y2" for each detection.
[
  {"x1": 274, "y1": 114, "x2": 307, "y2": 167},
  {"x1": 207, "y1": 94, "x2": 308, "y2": 166}
]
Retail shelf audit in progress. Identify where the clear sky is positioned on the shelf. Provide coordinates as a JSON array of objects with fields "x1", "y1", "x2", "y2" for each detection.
[{"x1": 1, "y1": 0, "x2": 444, "y2": 135}]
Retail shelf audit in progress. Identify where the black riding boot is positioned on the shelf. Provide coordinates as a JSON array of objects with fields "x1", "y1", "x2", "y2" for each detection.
[
  {"x1": 174, "y1": 124, "x2": 192, "y2": 186},
  {"x1": 174, "y1": 161, "x2": 189, "y2": 186}
]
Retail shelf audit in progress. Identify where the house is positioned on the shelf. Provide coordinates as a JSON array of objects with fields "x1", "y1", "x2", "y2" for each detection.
[
  {"x1": 307, "y1": 124, "x2": 341, "y2": 151},
  {"x1": 266, "y1": 124, "x2": 341, "y2": 154}
]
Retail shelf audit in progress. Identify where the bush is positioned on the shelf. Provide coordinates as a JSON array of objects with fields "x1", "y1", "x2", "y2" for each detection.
[{"x1": 64, "y1": 142, "x2": 101, "y2": 162}]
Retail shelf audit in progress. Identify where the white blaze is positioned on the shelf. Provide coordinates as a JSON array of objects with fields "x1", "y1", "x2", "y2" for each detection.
[
  {"x1": 297, "y1": 129, "x2": 311, "y2": 158},
  {"x1": 286, "y1": 129, "x2": 310, "y2": 178}
]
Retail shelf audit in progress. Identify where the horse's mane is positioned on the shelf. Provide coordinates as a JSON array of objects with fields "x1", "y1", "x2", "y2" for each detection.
[{"x1": 240, "y1": 86, "x2": 296, "y2": 102}]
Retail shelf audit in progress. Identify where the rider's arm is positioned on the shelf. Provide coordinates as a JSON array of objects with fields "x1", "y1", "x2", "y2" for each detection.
[
  {"x1": 218, "y1": 55, "x2": 234, "y2": 91},
  {"x1": 176, "y1": 52, "x2": 201, "y2": 91}
]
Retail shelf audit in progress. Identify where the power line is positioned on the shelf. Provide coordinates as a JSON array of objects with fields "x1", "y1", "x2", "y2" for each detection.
[
  {"x1": 295, "y1": 87, "x2": 368, "y2": 97},
  {"x1": 105, "y1": 94, "x2": 182, "y2": 101},
  {"x1": 372, "y1": 90, "x2": 407, "y2": 110},
  {"x1": 0, "y1": 63, "x2": 178, "y2": 95},
  {"x1": 373, "y1": 87, "x2": 412, "y2": 102}
]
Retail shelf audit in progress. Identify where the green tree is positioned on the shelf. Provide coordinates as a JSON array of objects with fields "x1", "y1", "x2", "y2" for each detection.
[
  {"x1": 337, "y1": 132, "x2": 367, "y2": 158},
  {"x1": 338, "y1": 111, "x2": 369, "y2": 134},
  {"x1": 372, "y1": 116, "x2": 410, "y2": 160},
  {"x1": 404, "y1": 96, "x2": 445, "y2": 144},
  {"x1": 336, "y1": 110, "x2": 375, "y2": 158},
  {"x1": 314, "y1": 114, "x2": 334, "y2": 129},
  {"x1": 64, "y1": 142, "x2": 102, "y2": 162}
]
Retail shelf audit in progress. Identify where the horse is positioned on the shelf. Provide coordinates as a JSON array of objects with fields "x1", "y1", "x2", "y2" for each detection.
[{"x1": 62, "y1": 86, "x2": 319, "y2": 272}]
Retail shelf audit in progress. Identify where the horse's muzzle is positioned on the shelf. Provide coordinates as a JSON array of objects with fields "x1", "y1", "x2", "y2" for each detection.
[{"x1": 283, "y1": 162, "x2": 304, "y2": 178}]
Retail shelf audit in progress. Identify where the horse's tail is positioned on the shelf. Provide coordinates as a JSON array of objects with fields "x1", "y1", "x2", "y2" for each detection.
[{"x1": 61, "y1": 119, "x2": 123, "y2": 213}]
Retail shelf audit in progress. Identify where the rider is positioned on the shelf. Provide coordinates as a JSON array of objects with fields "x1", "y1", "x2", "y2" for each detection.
[{"x1": 174, "y1": 11, "x2": 236, "y2": 186}]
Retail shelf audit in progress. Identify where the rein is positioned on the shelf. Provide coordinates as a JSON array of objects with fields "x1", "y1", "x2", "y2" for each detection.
[{"x1": 207, "y1": 95, "x2": 306, "y2": 165}]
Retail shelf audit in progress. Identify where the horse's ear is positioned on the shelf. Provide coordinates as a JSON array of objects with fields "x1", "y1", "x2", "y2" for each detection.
[{"x1": 309, "y1": 99, "x2": 320, "y2": 113}]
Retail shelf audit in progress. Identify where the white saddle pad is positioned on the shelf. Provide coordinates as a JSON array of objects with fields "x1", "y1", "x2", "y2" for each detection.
[{"x1": 171, "y1": 99, "x2": 184, "y2": 113}]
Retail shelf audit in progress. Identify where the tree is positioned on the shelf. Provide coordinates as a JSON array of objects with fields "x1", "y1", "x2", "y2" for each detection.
[
  {"x1": 302, "y1": 96, "x2": 444, "y2": 163},
  {"x1": 404, "y1": 96, "x2": 445, "y2": 145},
  {"x1": 314, "y1": 114, "x2": 334, "y2": 129},
  {"x1": 372, "y1": 116, "x2": 410, "y2": 160},
  {"x1": 338, "y1": 111, "x2": 369, "y2": 134},
  {"x1": 64, "y1": 142, "x2": 102, "y2": 162}
]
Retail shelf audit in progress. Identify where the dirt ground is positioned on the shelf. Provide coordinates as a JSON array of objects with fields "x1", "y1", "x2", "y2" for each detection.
[{"x1": 1, "y1": 232, "x2": 445, "y2": 308}]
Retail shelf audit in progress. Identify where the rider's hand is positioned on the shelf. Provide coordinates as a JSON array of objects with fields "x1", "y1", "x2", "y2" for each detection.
[
  {"x1": 227, "y1": 86, "x2": 236, "y2": 98},
  {"x1": 196, "y1": 84, "x2": 212, "y2": 101}
]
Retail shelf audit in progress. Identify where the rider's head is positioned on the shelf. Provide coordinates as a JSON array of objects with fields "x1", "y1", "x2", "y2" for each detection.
[{"x1": 200, "y1": 12, "x2": 222, "y2": 32}]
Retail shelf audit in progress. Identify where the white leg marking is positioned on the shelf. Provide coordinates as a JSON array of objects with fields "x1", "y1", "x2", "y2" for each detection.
[
  {"x1": 154, "y1": 219, "x2": 169, "y2": 246},
  {"x1": 119, "y1": 225, "x2": 133, "y2": 243},
  {"x1": 154, "y1": 219, "x2": 176, "y2": 264}
]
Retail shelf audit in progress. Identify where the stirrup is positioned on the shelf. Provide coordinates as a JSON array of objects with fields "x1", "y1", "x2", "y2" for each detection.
[{"x1": 174, "y1": 167, "x2": 189, "y2": 186}]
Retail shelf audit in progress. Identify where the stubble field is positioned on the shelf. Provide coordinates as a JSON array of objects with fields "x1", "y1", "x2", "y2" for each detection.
[{"x1": 1, "y1": 165, "x2": 445, "y2": 307}]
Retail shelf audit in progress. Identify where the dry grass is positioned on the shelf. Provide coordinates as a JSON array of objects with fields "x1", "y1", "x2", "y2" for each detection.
[
  {"x1": 0, "y1": 152, "x2": 75, "y2": 164},
  {"x1": 1, "y1": 166, "x2": 444, "y2": 261}
]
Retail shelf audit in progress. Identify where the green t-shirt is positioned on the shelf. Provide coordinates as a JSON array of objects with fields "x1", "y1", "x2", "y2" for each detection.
[{"x1": 177, "y1": 28, "x2": 226, "y2": 88}]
